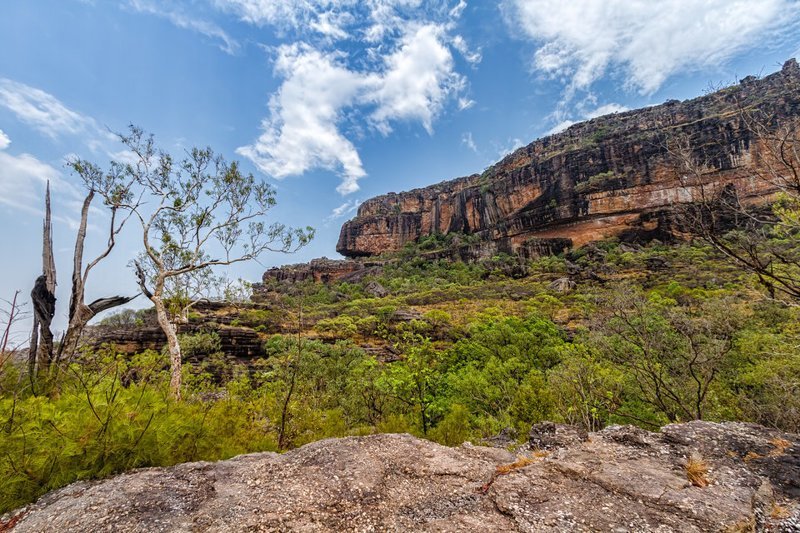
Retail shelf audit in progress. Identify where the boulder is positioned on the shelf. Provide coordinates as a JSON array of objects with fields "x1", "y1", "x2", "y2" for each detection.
[{"x1": 5, "y1": 422, "x2": 799, "y2": 532}]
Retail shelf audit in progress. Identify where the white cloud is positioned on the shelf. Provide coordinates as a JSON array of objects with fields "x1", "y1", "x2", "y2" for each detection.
[
  {"x1": 226, "y1": 1, "x2": 473, "y2": 195},
  {"x1": 214, "y1": 0, "x2": 357, "y2": 38},
  {"x1": 0, "y1": 78, "x2": 122, "y2": 160},
  {"x1": 129, "y1": 0, "x2": 240, "y2": 55},
  {"x1": 449, "y1": 0, "x2": 467, "y2": 18},
  {"x1": 452, "y1": 34, "x2": 482, "y2": 65},
  {"x1": 503, "y1": 0, "x2": 796, "y2": 95},
  {"x1": 236, "y1": 7, "x2": 469, "y2": 195},
  {"x1": 0, "y1": 131, "x2": 61, "y2": 215},
  {"x1": 325, "y1": 198, "x2": 362, "y2": 223},
  {"x1": 462, "y1": 131, "x2": 477, "y2": 152},
  {"x1": 586, "y1": 103, "x2": 628, "y2": 119},
  {"x1": 548, "y1": 120, "x2": 575, "y2": 135},
  {"x1": 0, "y1": 78, "x2": 95, "y2": 139},
  {"x1": 236, "y1": 44, "x2": 367, "y2": 195},
  {"x1": 457, "y1": 97, "x2": 475, "y2": 111},
  {"x1": 369, "y1": 24, "x2": 460, "y2": 135},
  {"x1": 214, "y1": 0, "x2": 317, "y2": 27}
]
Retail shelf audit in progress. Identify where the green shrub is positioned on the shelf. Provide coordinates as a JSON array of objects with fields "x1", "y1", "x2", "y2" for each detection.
[{"x1": 178, "y1": 331, "x2": 222, "y2": 358}]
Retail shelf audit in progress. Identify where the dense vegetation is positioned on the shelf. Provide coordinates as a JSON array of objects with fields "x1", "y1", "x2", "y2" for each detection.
[{"x1": 1, "y1": 234, "x2": 799, "y2": 513}]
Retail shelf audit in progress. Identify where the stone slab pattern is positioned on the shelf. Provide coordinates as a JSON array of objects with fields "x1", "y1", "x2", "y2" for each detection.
[{"x1": 4, "y1": 421, "x2": 799, "y2": 532}]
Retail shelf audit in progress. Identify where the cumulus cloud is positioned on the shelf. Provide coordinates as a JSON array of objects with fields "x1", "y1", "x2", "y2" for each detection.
[
  {"x1": 128, "y1": 0, "x2": 240, "y2": 54},
  {"x1": 368, "y1": 24, "x2": 461, "y2": 135},
  {"x1": 236, "y1": 44, "x2": 367, "y2": 195},
  {"x1": 0, "y1": 129, "x2": 9, "y2": 150},
  {"x1": 0, "y1": 78, "x2": 96, "y2": 139},
  {"x1": 233, "y1": 2, "x2": 472, "y2": 195},
  {"x1": 503, "y1": 0, "x2": 796, "y2": 95}
]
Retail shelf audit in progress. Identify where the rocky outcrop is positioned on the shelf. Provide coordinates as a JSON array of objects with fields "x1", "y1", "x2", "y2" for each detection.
[
  {"x1": 337, "y1": 59, "x2": 800, "y2": 258},
  {"x1": 261, "y1": 257, "x2": 367, "y2": 284},
  {"x1": 84, "y1": 301, "x2": 271, "y2": 360},
  {"x1": 86, "y1": 324, "x2": 266, "y2": 359},
  {"x1": 255, "y1": 257, "x2": 385, "y2": 297},
  {"x1": 5, "y1": 421, "x2": 799, "y2": 532}
]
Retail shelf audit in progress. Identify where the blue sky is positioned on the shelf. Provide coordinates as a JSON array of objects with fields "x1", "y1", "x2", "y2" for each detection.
[{"x1": 1, "y1": 0, "x2": 799, "y2": 336}]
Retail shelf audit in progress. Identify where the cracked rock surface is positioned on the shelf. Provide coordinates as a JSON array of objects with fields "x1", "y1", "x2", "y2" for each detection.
[{"x1": 3, "y1": 421, "x2": 799, "y2": 532}]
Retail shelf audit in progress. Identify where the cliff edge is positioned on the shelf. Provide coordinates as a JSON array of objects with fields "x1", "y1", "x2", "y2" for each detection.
[{"x1": 337, "y1": 59, "x2": 800, "y2": 258}]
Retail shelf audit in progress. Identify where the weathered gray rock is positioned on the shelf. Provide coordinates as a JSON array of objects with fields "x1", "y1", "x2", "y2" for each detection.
[
  {"x1": 4, "y1": 422, "x2": 799, "y2": 532},
  {"x1": 364, "y1": 281, "x2": 389, "y2": 298},
  {"x1": 528, "y1": 421, "x2": 588, "y2": 450},
  {"x1": 548, "y1": 277, "x2": 576, "y2": 293}
]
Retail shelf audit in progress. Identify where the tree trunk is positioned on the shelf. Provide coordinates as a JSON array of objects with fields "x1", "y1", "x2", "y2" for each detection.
[
  {"x1": 29, "y1": 183, "x2": 57, "y2": 380},
  {"x1": 56, "y1": 191, "x2": 92, "y2": 362},
  {"x1": 55, "y1": 191, "x2": 136, "y2": 363},
  {"x1": 153, "y1": 296, "x2": 182, "y2": 400}
]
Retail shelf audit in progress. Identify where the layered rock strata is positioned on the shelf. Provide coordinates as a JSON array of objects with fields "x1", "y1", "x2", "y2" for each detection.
[{"x1": 337, "y1": 59, "x2": 800, "y2": 257}]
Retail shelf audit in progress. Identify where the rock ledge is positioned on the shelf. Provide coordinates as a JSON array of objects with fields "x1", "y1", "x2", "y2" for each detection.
[{"x1": 3, "y1": 421, "x2": 799, "y2": 532}]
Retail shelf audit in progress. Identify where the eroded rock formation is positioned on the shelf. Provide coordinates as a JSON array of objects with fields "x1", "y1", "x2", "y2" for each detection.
[
  {"x1": 261, "y1": 257, "x2": 367, "y2": 284},
  {"x1": 84, "y1": 301, "x2": 271, "y2": 360},
  {"x1": 337, "y1": 59, "x2": 800, "y2": 258},
  {"x1": 4, "y1": 421, "x2": 798, "y2": 531}
]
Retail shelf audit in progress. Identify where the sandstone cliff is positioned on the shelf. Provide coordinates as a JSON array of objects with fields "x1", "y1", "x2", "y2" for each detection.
[
  {"x1": 337, "y1": 59, "x2": 800, "y2": 258},
  {"x1": 3, "y1": 421, "x2": 798, "y2": 531}
]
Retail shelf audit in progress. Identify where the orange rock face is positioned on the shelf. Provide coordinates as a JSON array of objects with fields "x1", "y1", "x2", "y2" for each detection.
[{"x1": 337, "y1": 60, "x2": 800, "y2": 257}]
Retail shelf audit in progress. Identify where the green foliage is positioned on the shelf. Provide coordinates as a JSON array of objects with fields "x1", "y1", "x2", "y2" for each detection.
[
  {"x1": 448, "y1": 315, "x2": 564, "y2": 370},
  {"x1": 98, "y1": 308, "x2": 151, "y2": 327},
  {"x1": 178, "y1": 331, "x2": 222, "y2": 358},
  {"x1": 575, "y1": 170, "x2": 617, "y2": 194},
  {"x1": 0, "y1": 353, "x2": 275, "y2": 513},
  {"x1": 5, "y1": 237, "x2": 800, "y2": 514},
  {"x1": 377, "y1": 337, "x2": 444, "y2": 434},
  {"x1": 315, "y1": 315, "x2": 358, "y2": 337},
  {"x1": 592, "y1": 286, "x2": 744, "y2": 423}
]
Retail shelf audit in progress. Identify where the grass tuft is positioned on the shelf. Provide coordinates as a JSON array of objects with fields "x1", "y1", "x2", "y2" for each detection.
[{"x1": 685, "y1": 453, "x2": 710, "y2": 488}]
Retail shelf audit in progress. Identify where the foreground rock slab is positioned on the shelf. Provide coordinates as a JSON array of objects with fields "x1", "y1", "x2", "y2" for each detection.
[{"x1": 4, "y1": 421, "x2": 799, "y2": 532}]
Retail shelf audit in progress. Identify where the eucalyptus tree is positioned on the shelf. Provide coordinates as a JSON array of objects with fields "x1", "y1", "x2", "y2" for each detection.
[{"x1": 110, "y1": 127, "x2": 313, "y2": 399}]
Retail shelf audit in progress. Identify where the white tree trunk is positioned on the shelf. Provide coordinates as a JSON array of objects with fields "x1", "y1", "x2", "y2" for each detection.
[{"x1": 153, "y1": 296, "x2": 182, "y2": 400}]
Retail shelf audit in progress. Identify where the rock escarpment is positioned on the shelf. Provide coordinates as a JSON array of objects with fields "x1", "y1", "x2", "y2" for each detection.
[
  {"x1": 261, "y1": 257, "x2": 369, "y2": 285},
  {"x1": 4, "y1": 421, "x2": 799, "y2": 532},
  {"x1": 84, "y1": 301, "x2": 270, "y2": 360},
  {"x1": 337, "y1": 59, "x2": 800, "y2": 258}
]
